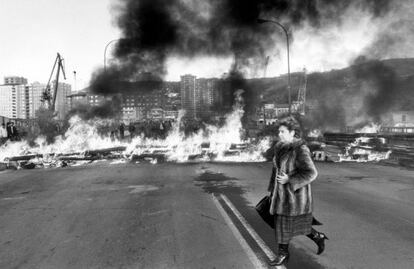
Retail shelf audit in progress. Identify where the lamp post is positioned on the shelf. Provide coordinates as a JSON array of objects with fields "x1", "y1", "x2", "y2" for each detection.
[
  {"x1": 257, "y1": 18, "x2": 291, "y2": 115},
  {"x1": 104, "y1": 39, "x2": 120, "y2": 72}
]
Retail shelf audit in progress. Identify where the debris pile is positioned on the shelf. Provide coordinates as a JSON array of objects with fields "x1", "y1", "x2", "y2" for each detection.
[
  {"x1": 308, "y1": 128, "x2": 393, "y2": 163},
  {"x1": 0, "y1": 100, "x2": 271, "y2": 170},
  {"x1": 0, "y1": 141, "x2": 268, "y2": 170},
  {"x1": 2, "y1": 147, "x2": 128, "y2": 170},
  {"x1": 338, "y1": 137, "x2": 391, "y2": 162}
]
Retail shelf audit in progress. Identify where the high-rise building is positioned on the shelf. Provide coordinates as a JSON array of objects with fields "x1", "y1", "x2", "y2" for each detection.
[
  {"x1": 196, "y1": 78, "x2": 219, "y2": 118},
  {"x1": 180, "y1": 75, "x2": 196, "y2": 119},
  {"x1": 0, "y1": 84, "x2": 30, "y2": 119},
  {"x1": 1, "y1": 77, "x2": 72, "y2": 120},
  {"x1": 180, "y1": 75, "x2": 222, "y2": 119},
  {"x1": 4, "y1": 76, "x2": 28, "y2": 85},
  {"x1": 0, "y1": 79, "x2": 48, "y2": 119},
  {"x1": 0, "y1": 85, "x2": 16, "y2": 118},
  {"x1": 29, "y1": 82, "x2": 46, "y2": 118},
  {"x1": 1, "y1": 76, "x2": 30, "y2": 119},
  {"x1": 195, "y1": 78, "x2": 205, "y2": 118},
  {"x1": 52, "y1": 81, "x2": 72, "y2": 120}
]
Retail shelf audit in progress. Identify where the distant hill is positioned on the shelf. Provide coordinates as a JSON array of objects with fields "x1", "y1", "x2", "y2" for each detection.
[
  {"x1": 248, "y1": 58, "x2": 414, "y2": 101},
  {"x1": 246, "y1": 58, "x2": 414, "y2": 130}
]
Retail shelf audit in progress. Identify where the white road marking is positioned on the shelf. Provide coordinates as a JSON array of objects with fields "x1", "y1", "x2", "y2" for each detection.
[
  {"x1": 1, "y1": 196, "x2": 25, "y2": 200},
  {"x1": 144, "y1": 209, "x2": 169, "y2": 216},
  {"x1": 211, "y1": 194, "x2": 268, "y2": 269},
  {"x1": 127, "y1": 185, "x2": 159, "y2": 194},
  {"x1": 220, "y1": 194, "x2": 277, "y2": 261}
]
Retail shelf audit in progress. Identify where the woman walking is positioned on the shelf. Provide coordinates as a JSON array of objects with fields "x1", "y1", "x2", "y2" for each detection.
[{"x1": 268, "y1": 118, "x2": 328, "y2": 266}]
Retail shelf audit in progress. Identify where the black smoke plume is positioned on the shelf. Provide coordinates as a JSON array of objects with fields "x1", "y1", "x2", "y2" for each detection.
[
  {"x1": 304, "y1": 71, "x2": 349, "y2": 131},
  {"x1": 352, "y1": 57, "x2": 398, "y2": 122},
  {"x1": 87, "y1": 0, "x2": 397, "y2": 123},
  {"x1": 219, "y1": 70, "x2": 257, "y2": 123},
  {"x1": 66, "y1": 98, "x2": 122, "y2": 121},
  {"x1": 92, "y1": 0, "x2": 393, "y2": 92},
  {"x1": 303, "y1": 57, "x2": 407, "y2": 131}
]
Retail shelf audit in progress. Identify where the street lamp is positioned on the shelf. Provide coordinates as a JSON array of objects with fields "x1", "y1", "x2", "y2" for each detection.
[
  {"x1": 257, "y1": 18, "x2": 291, "y2": 115},
  {"x1": 104, "y1": 39, "x2": 120, "y2": 72}
]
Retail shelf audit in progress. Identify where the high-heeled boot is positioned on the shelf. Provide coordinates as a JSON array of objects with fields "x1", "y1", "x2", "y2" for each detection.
[
  {"x1": 269, "y1": 244, "x2": 289, "y2": 266},
  {"x1": 307, "y1": 230, "x2": 329, "y2": 255}
]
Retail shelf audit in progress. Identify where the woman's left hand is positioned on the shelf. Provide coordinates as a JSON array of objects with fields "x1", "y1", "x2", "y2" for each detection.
[{"x1": 276, "y1": 172, "x2": 289, "y2": 184}]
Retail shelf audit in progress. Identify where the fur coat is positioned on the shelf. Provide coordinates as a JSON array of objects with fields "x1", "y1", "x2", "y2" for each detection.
[{"x1": 267, "y1": 139, "x2": 318, "y2": 216}]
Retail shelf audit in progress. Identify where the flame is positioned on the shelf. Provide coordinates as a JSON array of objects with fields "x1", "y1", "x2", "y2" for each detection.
[
  {"x1": 338, "y1": 136, "x2": 391, "y2": 162},
  {"x1": 308, "y1": 129, "x2": 322, "y2": 138},
  {"x1": 355, "y1": 123, "x2": 381, "y2": 133},
  {"x1": 0, "y1": 92, "x2": 271, "y2": 166},
  {"x1": 0, "y1": 116, "x2": 124, "y2": 161}
]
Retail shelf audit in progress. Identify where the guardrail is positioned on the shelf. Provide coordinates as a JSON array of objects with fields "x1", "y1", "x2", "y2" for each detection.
[{"x1": 380, "y1": 126, "x2": 414, "y2": 134}]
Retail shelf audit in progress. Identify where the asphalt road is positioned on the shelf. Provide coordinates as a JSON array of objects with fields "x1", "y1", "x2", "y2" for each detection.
[{"x1": 0, "y1": 161, "x2": 413, "y2": 269}]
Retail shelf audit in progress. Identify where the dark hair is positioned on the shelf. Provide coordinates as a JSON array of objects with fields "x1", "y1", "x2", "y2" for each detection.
[{"x1": 278, "y1": 117, "x2": 302, "y2": 138}]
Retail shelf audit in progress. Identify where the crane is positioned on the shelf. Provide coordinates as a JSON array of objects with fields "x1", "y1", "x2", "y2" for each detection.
[{"x1": 42, "y1": 53, "x2": 66, "y2": 112}]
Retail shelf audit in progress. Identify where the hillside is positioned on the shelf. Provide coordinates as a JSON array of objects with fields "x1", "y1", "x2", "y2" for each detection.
[{"x1": 247, "y1": 58, "x2": 414, "y2": 130}]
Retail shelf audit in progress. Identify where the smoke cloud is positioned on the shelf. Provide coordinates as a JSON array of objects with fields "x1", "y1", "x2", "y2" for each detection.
[
  {"x1": 352, "y1": 57, "x2": 397, "y2": 122},
  {"x1": 303, "y1": 56, "x2": 411, "y2": 131},
  {"x1": 92, "y1": 0, "x2": 396, "y2": 90},
  {"x1": 67, "y1": 98, "x2": 122, "y2": 121},
  {"x1": 363, "y1": 0, "x2": 414, "y2": 59},
  {"x1": 86, "y1": 0, "x2": 414, "y2": 129}
]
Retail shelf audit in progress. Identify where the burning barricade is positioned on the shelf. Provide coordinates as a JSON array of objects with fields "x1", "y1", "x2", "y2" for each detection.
[
  {"x1": 308, "y1": 126, "x2": 392, "y2": 163},
  {"x1": 338, "y1": 137, "x2": 392, "y2": 162},
  {"x1": 0, "y1": 102, "x2": 272, "y2": 170}
]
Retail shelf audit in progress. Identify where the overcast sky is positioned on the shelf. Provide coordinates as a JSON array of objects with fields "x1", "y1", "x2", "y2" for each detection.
[
  {"x1": 0, "y1": 0, "x2": 120, "y2": 90},
  {"x1": 1, "y1": 0, "x2": 413, "y2": 91},
  {"x1": 0, "y1": 0, "x2": 233, "y2": 90}
]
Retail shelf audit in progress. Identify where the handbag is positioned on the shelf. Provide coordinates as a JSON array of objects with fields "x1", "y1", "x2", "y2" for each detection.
[
  {"x1": 256, "y1": 166, "x2": 277, "y2": 229},
  {"x1": 255, "y1": 195, "x2": 274, "y2": 228}
]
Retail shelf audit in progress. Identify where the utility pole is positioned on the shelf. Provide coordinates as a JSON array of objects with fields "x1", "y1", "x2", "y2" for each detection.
[
  {"x1": 257, "y1": 19, "x2": 291, "y2": 115},
  {"x1": 104, "y1": 39, "x2": 120, "y2": 72}
]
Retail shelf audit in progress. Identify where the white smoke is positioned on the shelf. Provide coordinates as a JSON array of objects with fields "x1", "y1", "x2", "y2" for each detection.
[
  {"x1": 265, "y1": 6, "x2": 377, "y2": 76},
  {"x1": 364, "y1": 0, "x2": 414, "y2": 59},
  {"x1": 261, "y1": 0, "x2": 414, "y2": 76}
]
